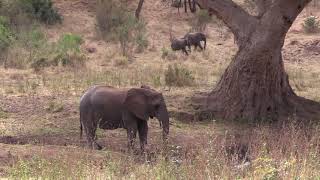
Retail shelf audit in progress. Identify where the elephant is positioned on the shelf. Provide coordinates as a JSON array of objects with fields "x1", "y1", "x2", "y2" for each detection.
[
  {"x1": 171, "y1": 38, "x2": 191, "y2": 55},
  {"x1": 184, "y1": 32, "x2": 206, "y2": 51},
  {"x1": 79, "y1": 85, "x2": 170, "y2": 151}
]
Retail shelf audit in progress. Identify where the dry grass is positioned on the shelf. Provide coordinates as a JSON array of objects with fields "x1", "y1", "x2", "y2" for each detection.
[{"x1": 2, "y1": 121, "x2": 320, "y2": 179}]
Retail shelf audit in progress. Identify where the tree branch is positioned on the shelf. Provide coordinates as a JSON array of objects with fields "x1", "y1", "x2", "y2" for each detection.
[
  {"x1": 254, "y1": 0, "x2": 272, "y2": 17},
  {"x1": 135, "y1": 0, "x2": 145, "y2": 19},
  {"x1": 195, "y1": 0, "x2": 258, "y2": 47}
]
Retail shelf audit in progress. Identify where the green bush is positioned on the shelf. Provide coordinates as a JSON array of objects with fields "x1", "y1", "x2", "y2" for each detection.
[
  {"x1": 0, "y1": 16, "x2": 13, "y2": 52},
  {"x1": 30, "y1": 33, "x2": 85, "y2": 71},
  {"x1": 96, "y1": 0, "x2": 148, "y2": 56},
  {"x1": 165, "y1": 64, "x2": 194, "y2": 87},
  {"x1": 191, "y1": 9, "x2": 211, "y2": 31},
  {"x1": 171, "y1": 0, "x2": 182, "y2": 8},
  {"x1": 19, "y1": 0, "x2": 62, "y2": 25},
  {"x1": 135, "y1": 20, "x2": 148, "y2": 53},
  {"x1": 303, "y1": 16, "x2": 320, "y2": 33},
  {"x1": 57, "y1": 33, "x2": 83, "y2": 53},
  {"x1": 113, "y1": 55, "x2": 129, "y2": 66},
  {"x1": 161, "y1": 47, "x2": 169, "y2": 59},
  {"x1": 53, "y1": 33, "x2": 85, "y2": 67}
]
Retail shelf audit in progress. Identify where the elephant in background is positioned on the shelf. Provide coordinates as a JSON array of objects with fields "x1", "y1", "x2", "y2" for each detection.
[
  {"x1": 171, "y1": 38, "x2": 191, "y2": 55},
  {"x1": 79, "y1": 85, "x2": 170, "y2": 151},
  {"x1": 184, "y1": 32, "x2": 206, "y2": 50}
]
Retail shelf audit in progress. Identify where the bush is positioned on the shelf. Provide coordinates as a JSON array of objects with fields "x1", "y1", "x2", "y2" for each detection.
[
  {"x1": 19, "y1": 0, "x2": 62, "y2": 25},
  {"x1": 191, "y1": 9, "x2": 211, "y2": 31},
  {"x1": 303, "y1": 16, "x2": 320, "y2": 33},
  {"x1": 96, "y1": 0, "x2": 148, "y2": 56},
  {"x1": 30, "y1": 33, "x2": 85, "y2": 71},
  {"x1": 0, "y1": 16, "x2": 13, "y2": 53},
  {"x1": 135, "y1": 20, "x2": 149, "y2": 53},
  {"x1": 171, "y1": 0, "x2": 182, "y2": 8},
  {"x1": 57, "y1": 33, "x2": 83, "y2": 53},
  {"x1": 113, "y1": 56, "x2": 129, "y2": 66},
  {"x1": 165, "y1": 64, "x2": 194, "y2": 87},
  {"x1": 53, "y1": 33, "x2": 85, "y2": 67},
  {"x1": 161, "y1": 47, "x2": 169, "y2": 59},
  {"x1": 161, "y1": 47, "x2": 177, "y2": 60}
]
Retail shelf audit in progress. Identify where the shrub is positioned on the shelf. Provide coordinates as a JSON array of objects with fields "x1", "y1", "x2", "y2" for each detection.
[
  {"x1": 165, "y1": 64, "x2": 194, "y2": 87},
  {"x1": 52, "y1": 33, "x2": 85, "y2": 67},
  {"x1": 57, "y1": 33, "x2": 83, "y2": 53},
  {"x1": 113, "y1": 56, "x2": 129, "y2": 66},
  {"x1": 161, "y1": 47, "x2": 169, "y2": 59},
  {"x1": 31, "y1": 33, "x2": 85, "y2": 71},
  {"x1": 171, "y1": 0, "x2": 182, "y2": 8},
  {"x1": 161, "y1": 47, "x2": 177, "y2": 60},
  {"x1": 96, "y1": 0, "x2": 148, "y2": 56},
  {"x1": 135, "y1": 20, "x2": 149, "y2": 53},
  {"x1": 191, "y1": 9, "x2": 211, "y2": 31},
  {"x1": 303, "y1": 16, "x2": 320, "y2": 33},
  {"x1": 19, "y1": 0, "x2": 62, "y2": 25},
  {"x1": 0, "y1": 16, "x2": 14, "y2": 52}
]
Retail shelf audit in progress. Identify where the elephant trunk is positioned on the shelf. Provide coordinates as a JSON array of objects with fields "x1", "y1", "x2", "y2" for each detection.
[{"x1": 157, "y1": 103, "x2": 169, "y2": 142}]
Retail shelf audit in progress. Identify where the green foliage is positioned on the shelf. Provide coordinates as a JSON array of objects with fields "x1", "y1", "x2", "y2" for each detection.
[
  {"x1": 29, "y1": 33, "x2": 85, "y2": 71},
  {"x1": 57, "y1": 33, "x2": 83, "y2": 53},
  {"x1": 0, "y1": 107, "x2": 9, "y2": 119},
  {"x1": 46, "y1": 100, "x2": 64, "y2": 113},
  {"x1": 53, "y1": 33, "x2": 85, "y2": 67},
  {"x1": 19, "y1": 0, "x2": 62, "y2": 25},
  {"x1": 171, "y1": 0, "x2": 182, "y2": 8},
  {"x1": 135, "y1": 20, "x2": 149, "y2": 53},
  {"x1": 161, "y1": 46, "x2": 169, "y2": 59},
  {"x1": 303, "y1": 16, "x2": 320, "y2": 33},
  {"x1": 96, "y1": 0, "x2": 148, "y2": 56},
  {"x1": 0, "y1": 15, "x2": 13, "y2": 52},
  {"x1": 8, "y1": 156, "x2": 89, "y2": 179},
  {"x1": 191, "y1": 9, "x2": 211, "y2": 31},
  {"x1": 113, "y1": 55, "x2": 129, "y2": 66},
  {"x1": 165, "y1": 63, "x2": 195, "y2": 87}
]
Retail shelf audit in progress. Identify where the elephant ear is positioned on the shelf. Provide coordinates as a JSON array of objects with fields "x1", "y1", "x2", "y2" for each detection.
[{"x1": 124, "y1": 88, "x2": 149, "y2": 120}]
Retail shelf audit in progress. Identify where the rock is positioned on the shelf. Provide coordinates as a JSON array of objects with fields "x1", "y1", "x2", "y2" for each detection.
[{"x1": 86, "y1": 46, "x2": 96, "y2": 53}]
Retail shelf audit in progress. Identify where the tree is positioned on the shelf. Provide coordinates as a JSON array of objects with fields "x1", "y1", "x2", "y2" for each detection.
[{"x1": 191, "y1": 0, "x2": 320, "y2": 121}]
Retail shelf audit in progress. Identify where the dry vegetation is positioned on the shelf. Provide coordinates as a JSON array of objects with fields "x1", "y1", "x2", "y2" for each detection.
[{"x1": 0, "y1": 0, "x2": 320, "y2": 179}]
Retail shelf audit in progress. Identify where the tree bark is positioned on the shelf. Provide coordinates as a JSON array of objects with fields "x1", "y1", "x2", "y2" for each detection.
[
  {"x1": 193, "y1": 0, "x2": 320, "y2": 121},
  {"x1": 135, "y1": 0, "x2": 145, "y2": 19}
]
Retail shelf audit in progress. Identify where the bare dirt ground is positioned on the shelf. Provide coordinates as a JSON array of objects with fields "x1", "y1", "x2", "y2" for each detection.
[{"x1": 0, "y1": 0, "x2": 320, "y2": 177}]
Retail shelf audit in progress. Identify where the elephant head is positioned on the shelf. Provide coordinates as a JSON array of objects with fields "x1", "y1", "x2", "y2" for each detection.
[{"x1": 124, "y1": 88, "x2": 169, "y2": 141}]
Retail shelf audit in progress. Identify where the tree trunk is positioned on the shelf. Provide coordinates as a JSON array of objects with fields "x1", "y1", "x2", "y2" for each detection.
[
  {"x1": 135, "y1": 0, "x2": 145, "y2": 19},
  {"x1": 193, "y1": 0, "x2": 320, "y2": 121},
  {"x1": 207, "y1": 34, "x2": 295, "y2": 121}
]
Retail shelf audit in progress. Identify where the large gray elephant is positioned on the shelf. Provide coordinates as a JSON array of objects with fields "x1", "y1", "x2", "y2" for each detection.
[
  {"x1": 184, "y1": 32, "x2": 206, "y2": 50},
  {"x1": 79, "y1": 85, "x2": 170, "y2": 151},
  {"x1": 171, "y1": 38, "x2": 191, "y2": 55}
]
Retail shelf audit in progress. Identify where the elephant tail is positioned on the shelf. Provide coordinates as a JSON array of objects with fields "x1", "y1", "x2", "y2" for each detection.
[
  {"x1": 80, "y1": 110, "x2": 83, "y2": 139},
  {"x1": 203, "y1": 37, "x2": 206, "y2": 50}
]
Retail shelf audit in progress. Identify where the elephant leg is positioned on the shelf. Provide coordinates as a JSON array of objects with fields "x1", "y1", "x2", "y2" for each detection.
[
  {"x1": 194, "y1": 44, "x2": 198, "y2": 50},
  {"x1": 83, "y1": 109, "x2": 102, "y2": 150},
  {"x1": 138, "y1": 120, "x2": 148, "y2": 152},
  {"x1": 126, "y1": 122, "x2": 138, "y2": 152},
  {"x1": 182, "y1": 48, "x2": 188, "y2": 55},
  {"x1": 198, "y1": 42, "x2": 204, "y2": 50}
]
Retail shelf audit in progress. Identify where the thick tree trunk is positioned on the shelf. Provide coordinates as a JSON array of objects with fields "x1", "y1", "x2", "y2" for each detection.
[
  {"x1": 193, "y1": 0, "x2": 320, "y2": 121},
  {"x1": 207, "y1": 35, "x2": 295, "y2": 121}
]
